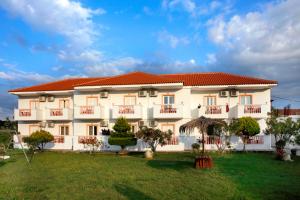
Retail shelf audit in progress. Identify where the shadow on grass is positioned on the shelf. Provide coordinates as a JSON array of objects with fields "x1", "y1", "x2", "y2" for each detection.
[
  {"x1": 0, "y1": 158, "x2": 16, "y2": 167},
  {"x1": 147, "y1": 159, "x2": 193, "y2": 171},
  {"x1": 114, "y1": 184, "x2": 154, "y2": 200}
]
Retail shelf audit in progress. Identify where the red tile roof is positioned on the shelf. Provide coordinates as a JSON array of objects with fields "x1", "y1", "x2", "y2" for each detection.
[
  {"x1": 8, "y1": 77, "x2": 103, "y2": 93},
  {"x1": 9, "y1": 71, "x2": 277, "y2": 93},
  {"x1": 277, "y1": 109, "x2": 300, "y2": 116},
  {"x1": 76, "y1": 71, "x2": 182, "y2": 86},
  {"x1": 160, "y1": 72, "x2": 278, "y2": 86}
]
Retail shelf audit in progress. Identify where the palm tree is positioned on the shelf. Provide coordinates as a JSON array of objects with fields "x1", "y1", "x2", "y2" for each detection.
[{"x1": 180, "y1": 116, "x2": 226, "y2": 155}]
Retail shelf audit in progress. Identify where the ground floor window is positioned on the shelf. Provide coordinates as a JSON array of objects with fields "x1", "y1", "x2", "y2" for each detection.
[
  {"x1": 60, "y1": 126, "x2": 69, "y2": 136},
  {"x1": 88, "y1": 125, "x2": 98, "y2": 136}
]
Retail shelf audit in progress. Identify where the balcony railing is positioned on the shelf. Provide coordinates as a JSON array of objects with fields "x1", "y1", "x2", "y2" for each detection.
[
  {"x1": 45, "y1": 108, "x2": 73, "y2": 120},
  {"x1": 78, "y1": 136, "x2": 97, "y2": 144},
  {"x1": 199, "y1": 105, "x2": 228, "y2": 119},
  {"x1": 74, "y1": 106, "x2": 103, "y2": 119},
  {"x1": 244, "y1": 105, "x2": 261, "y2": 114},
  {"x1": 244, "y1": 136, "x2": 264, "y2": 144},
  {"x1": 205, "y1": 106, "x2": 222, "y2": 114},
  {"x1": 14, "y1": 108, "x2": 42, "y2": 121},
  {"x1": 166, "y1": 137, "x2": 179, "y2": 145},
  {"x1": 153, "y1": 104, "x2": 183, "y2": 119},
  {"x1": 53, "y1": 136, "x2": 64, "y2": 143},
  {"x1": 231, "y1": 104, "x2": 269, "y2": 118},
  {"x1": 112, "y1": 105, "x2": 143, "y2": 119}
]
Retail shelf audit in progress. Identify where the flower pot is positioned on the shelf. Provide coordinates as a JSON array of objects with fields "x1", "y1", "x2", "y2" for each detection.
[
  {"x1": 145, "y1": 149, "x2": 153, "y2": 159},
  {"x1": 194, "y1": 155, "x2": 213, "y2": 169}
]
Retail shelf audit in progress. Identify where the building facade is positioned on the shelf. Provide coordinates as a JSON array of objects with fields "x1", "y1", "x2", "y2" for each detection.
[{"x1": 9, "y1": 71, "x2": 277, "y2": 151}]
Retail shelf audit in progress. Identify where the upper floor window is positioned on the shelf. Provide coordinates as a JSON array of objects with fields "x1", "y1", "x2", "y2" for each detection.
[
  {"x1": 204, "y1": 96, "x2": 216, "y2": 106},
  {"x1": 59, "y1": 99, "x2": 70, "y2": 108},
  {"x1": 30, "y1": 100, "x2": 39, "y2": 109},
  {"x1": 87, "y1": 97, "x2": 98, "y2": 106},
  {"x1": 124, "y1": 96, "x2": 136, "y2": 105},
  {"x1": 163, "y1": 95, "x2": 175, "y2": 105},
  {"x1": 240, "y1": 95, "x2": 252, "y2": 105}
]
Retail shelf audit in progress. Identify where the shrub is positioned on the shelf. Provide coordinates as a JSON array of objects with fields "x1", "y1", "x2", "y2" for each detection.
[
  {"x1": 101, "y1": 129, "x2": 111, "y2": 136},
  {"x1": 108, "y1": 117, "x2": 137, "y2": 151},
  {"x1": 136, "y1": 127, "x2": 172, "y2": 152},
  {"x1": 229, "y1": 117, "x2": 260, "y2": 151},
  {"x1": 23, "y1": 130, "x2": 54, "y2": 151}
]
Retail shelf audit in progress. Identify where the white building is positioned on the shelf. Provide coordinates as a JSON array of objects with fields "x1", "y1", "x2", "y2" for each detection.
[{"x1": 9, "y1": 71, "x2": 277, "y2": 151}]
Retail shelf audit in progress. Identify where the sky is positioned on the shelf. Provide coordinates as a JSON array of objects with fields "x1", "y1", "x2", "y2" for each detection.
[{"x1": 0, "y1": 0, "x2": 300, "y2": 119}]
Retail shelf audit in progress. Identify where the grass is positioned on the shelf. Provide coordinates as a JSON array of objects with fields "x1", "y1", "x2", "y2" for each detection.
[{"x1": 0, "y1": 151, "x2": 299, "y2": 200}]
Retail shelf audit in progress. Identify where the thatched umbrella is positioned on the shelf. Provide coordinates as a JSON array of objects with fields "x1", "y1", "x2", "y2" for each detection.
[{"x1": 180, "y1": 116, "x2": 226, "y2": 155}]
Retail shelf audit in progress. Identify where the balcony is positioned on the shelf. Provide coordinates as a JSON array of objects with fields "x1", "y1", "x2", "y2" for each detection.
[
  {"x1": 74, "y1": 106, "x2": 104, "y2": 119},
  {"x1": 199, "y1": 105, "x2": 228, "y2": 119},
  {"x1": 14, "y1": 109, "x2": 42, "y2": 121},
  {"x1": 112, "y1": 105, "x2": 143, "y2": 119},
  {"x1": 153, "y1": 104, "x2": 183, "y2": 119},
  {"x1": 232, "y1": 104, "x2": 268, "y2": 118},
  {"x1": 45, "y1": 108, "x2": 73, "y2": 121}
]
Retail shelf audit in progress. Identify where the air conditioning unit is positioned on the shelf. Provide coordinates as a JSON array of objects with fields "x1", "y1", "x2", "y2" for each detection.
[
  {"x1": 48, "y1": 122, "x2": 55, "y2": 128},
  {"x1": 149, "y1": 90, "x2": 158, "y2": 97},
  {"x1": 230, "y1": 90, "x2": 239, "y2": 97},
  {"x1": 39, "y1": 122, "x2": 46, "y2": 128},
  {"x1": 47, "y1": 96, "x2": 55, "y2": 102},
  {"x1": 100, "y1": 91, "x2": 108, "y2": 98},
  {"x1": 39, "y1": 96, "x2": 46, "y2": 102},
  {"x1": 149, "y1": 120, "x2": 158, "y2": 127},
  {"x1": 219, "y1": 91, "x2": 229, "y2": 97},
  {"x1": 138, "y1": 90, "x2": 147, "y2": 97},
  {"x1": 100, "y1": 120, "x2": 108, "y2": 127},
  {"x1": 138, "y1": 120, "x2": 145, "y2": 127}
]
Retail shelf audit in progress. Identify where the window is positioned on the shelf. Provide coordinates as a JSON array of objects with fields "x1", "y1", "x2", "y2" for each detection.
[
  {"x1": 204, "y1": 96, "x2": 216, "y2": 106},
  {"x1": 59, "y1": 99, "x2": 70, "y2": 108},
  {"x1": 163, "y1": 95, "x2": 175, "y2": 105},
  {"x1": 60, "y1": 126, "x2": 69, "y2": 136},
  {"x1": 124, "y1": 96, "x2": 136, "y2": 105},
  {"x1": 88, "y1": 125, "x2": 98, "y2": 136},
  {"x1": 240, "y1": 95, "x2": 252, "y2": 105},
  {"x1": 87, "y1": 97, "x2": 98, "y2": 106},
  {"x1": 29, "y1": 100, "x2": 39, "y2": 109}
]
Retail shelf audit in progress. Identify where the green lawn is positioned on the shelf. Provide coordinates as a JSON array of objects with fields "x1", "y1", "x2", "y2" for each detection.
[{"x1": 0, "y1": 151, "x2": 299, "y2": 200}]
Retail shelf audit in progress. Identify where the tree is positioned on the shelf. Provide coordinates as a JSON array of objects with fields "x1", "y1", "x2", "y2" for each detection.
[
  {"x1": 136, "y1": 126, "x2": 172, "y2": 152},
  {"x1": 108, "y1": 117, "x2": 137, "y2": 152},
  {"x1": 23, "y1": 130, "x2": 54, "y2": 151},
  {"x1": 265, "y1": 114, "x2": 300, "y2": 159},
  {"x1": 229, "y1": 117, "x2": 260, "y2": 152},
  {"x1": 180, "y1": 116, "x2": 226, "y2": 155},
  {"x1": 207, "y1": 123, "x2": 231, "y2": 153}
]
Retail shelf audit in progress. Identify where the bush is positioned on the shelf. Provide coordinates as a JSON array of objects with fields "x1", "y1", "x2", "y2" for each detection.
[
  {"x1": 23, "y1": 130, "x2": 54, "y2": 150},
  {"x1": 108, "y1": 137, "x2": 137, "y2": 149},
  {"x1": 0, "y1": 131, "x2": 12, "y2": 145},
  {"x1": 229, "y1": 117, "x2": 260, "y2": 151},
  {"x1": 136, "y1": 127, "x2": 172, "y2": 152},
  {"x1": 108, "y1": 117, "x2": 137, "y2": 151}
]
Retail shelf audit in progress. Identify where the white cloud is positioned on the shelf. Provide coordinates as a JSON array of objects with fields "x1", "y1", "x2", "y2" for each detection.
[
  {"x1": 0, "y1": 0, "x2": 106, "y2": 64},
  {"x1": 0, "y1": 0, "x2": 104, "y2": 50},
  {"x1": 157, "y1": 30, "x2": 190, "y2": 48},
  {"x1": 84, "y1": 57, "x2": 143, "y2": 76},
  {"x1": 207, "y1": 0, "x2": 300, "y2": 98},
  {"x1": 205, "y1": 54, "x2": 216, "y2": 65},
  {"x1": 0, "y1": 70, "x2": 54, "y2": 82},
  {"x1": 162, "y1": 0, "x2": 196, "y2": 14}
]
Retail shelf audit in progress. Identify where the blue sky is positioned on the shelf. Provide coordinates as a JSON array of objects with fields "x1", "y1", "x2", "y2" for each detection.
[{"x1": 0, "y1": 0, "x2": 300, "y2": 119}]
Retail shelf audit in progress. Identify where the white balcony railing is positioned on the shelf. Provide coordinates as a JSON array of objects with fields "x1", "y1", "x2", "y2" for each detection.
[
  {"x1": 112, "y1": 105, "x2": 143, "y2": 119},
  {"x1": 153, "y1": 104, "x2": 183, "y2": 119},
  {"x1": 199, "y1": 105, "x2": 228, "y2": 119},
  {"x1": 45, "y1": 108, "x2": 73, "y2": 120},
  {"x1": 14, "y1": 109, "x2": 42, "y2": 121},
  {"x1": 74, "y1": 106, "x2": 104, "y2": 119},
  {"x1": 232, "y1": 104, "x2": 269, "y2": 118}
]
